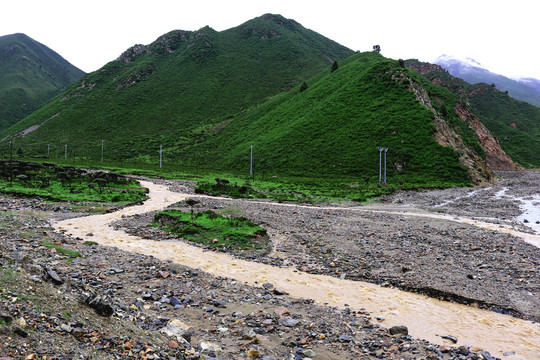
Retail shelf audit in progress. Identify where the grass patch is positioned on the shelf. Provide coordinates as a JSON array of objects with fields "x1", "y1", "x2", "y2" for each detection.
[
  {"x1": 0, "y1": 160, "x2": 147, "y2": 204},
  {"x1": 195, "y1": 178, "x2": 265, "y2": 199},
  {"x1": 1, "y1": 269, "x2": 18, "y2": 285},
  {"x1": 154, "y1": 209, "x2": 267, "y2": 250},
  {"x1": 83, "y1": 240, "x2": 99, "y2": 246},
  {"x1": 41, "y1": 241, "x2": 82, "y2": 258}
]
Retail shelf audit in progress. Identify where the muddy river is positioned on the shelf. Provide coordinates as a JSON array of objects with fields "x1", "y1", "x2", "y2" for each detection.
[{"x1": 54, "y1": 180, "x2": 540, "y2": 359}]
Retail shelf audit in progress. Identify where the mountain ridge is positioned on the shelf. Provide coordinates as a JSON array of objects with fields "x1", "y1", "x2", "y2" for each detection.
[
  {"x1": 433, "y1": 54, "x2": 540, "y2": 107},
  {"x1": 0, "y1": 33, "x2": 85, "y2": 130},
  {"x1": 408, "y1": 59, "x2": 540, "y2": 168},
  {"x1": 0, "y1": 14, "x2": 527, "y2": 186}
]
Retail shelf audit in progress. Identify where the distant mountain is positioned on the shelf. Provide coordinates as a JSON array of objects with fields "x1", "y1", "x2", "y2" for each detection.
[
  {"x1": 408, "y1": 59, "x2": 540, "y2": 168},
  {"x1": 433, "y1": 54, "x2": 540, "y2": 107},
  {"x1": 0, "y1": 33, "x2": 85, "y2": 130}
]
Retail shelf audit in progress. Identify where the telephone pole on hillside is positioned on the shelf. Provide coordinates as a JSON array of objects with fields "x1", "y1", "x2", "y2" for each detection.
[{"x1": 377, "y1": 147, "x2": 388, "y2": 185}]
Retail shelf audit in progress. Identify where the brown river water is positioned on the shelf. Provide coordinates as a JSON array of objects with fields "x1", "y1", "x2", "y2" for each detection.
[{"x1": 53, "y1": 181, "x2": 540, "y2": 359}]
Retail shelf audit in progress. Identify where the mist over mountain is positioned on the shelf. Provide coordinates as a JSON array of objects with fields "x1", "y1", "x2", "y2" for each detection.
[
  {"x1": 0, "y1": 33, "x2": 85, "y2": 130},
  {"x1": 434, "y1": 54, "x2": 540, "y2": 107}
]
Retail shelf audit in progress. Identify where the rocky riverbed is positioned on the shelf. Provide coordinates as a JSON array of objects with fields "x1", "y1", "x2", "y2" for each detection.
[
  {"x1": 1, "y1": 171, "x2": 539, "y2": 359},
  {"x1": 116, "y1": 172, "x2": 540, "y2": 322}
]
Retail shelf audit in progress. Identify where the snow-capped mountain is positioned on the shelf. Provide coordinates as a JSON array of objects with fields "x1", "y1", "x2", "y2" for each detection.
[{"x1": 433, "y1": 54, "x2": 540, "y2": 107}]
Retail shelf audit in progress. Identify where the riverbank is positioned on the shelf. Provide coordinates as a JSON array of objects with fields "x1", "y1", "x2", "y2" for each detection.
[{"x1": 1, "y1": 171, "x2": 539, "y2": 359}]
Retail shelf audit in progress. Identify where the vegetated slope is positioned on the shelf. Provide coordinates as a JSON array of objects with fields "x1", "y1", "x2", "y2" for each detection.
[
  {"x1": 1, "y1": 14, "x2": 354, "y2": 152},
  {"x1": 0, "y1": 33, "x2": 84, "y2": 130},
  {"x1": 434, "y1": 55, "x2": 540, "y2": 108},
  {"x1": 408, "y1": 60, "x2": 540, "y2": 168},
  {"x1": 190, "y1": 52, "x2": 497, "y2": 186}
]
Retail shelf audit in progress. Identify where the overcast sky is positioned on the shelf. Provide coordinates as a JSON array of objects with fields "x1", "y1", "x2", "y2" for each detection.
[{"x1": 2, "y1": 0, "x2": 539, "y2": 79}]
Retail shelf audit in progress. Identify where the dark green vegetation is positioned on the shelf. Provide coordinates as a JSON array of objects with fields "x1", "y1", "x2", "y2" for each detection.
[
  {"x1": 154, "y1": 208, "x2": 268, "y2": 251},
  {"x1": 191, "y1": 53, "x2": 477, "y2": 186},
  {"x1": 1, "y1": 14, "x2": 352, "y2": 155},
  {"x1": 41, "y1": 240, "x2": 81, "y2": 258},
  {"x1": 2, "y1": 14, "x2": 522, "y2": 192},
  {"x1": 195, "y1": 178, "x2": 265, "y2": 199},
  {"x1": 0, "y1": 33, "x2": 84, "y2": 130},
  {"x1": 408, "y1": 60, "x2": 540, "y2": 168},
  {"x1": 0, "y1": 160, "x2": 146, "y2": 203}
]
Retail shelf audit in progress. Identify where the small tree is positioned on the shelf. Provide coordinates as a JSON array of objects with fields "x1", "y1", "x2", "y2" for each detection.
[
  {"x1": 299, "y1": 81, "x2": 308, "y2": 92},
  {"x1": 185, "y1": 198, "x2": 199, "y2": 220},
  {"x1": 331, "y1": 60, "x2": 339, "y2": 72},
  {"x1": 373, "y1": 45, "x2": 381, "y2": 53}
]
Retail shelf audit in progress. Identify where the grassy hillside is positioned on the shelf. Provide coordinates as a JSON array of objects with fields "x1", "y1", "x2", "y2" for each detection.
[
  {"x1": 0, "y1": 16, "x2": 492, "y2": 188},
  {"x1": 467, "y1": 85, "x2": 540, "y2": 167},
  {"x1": 1, "y1": 14, "x2": 353, "y2": 148},
  {"x1": 0, "y1": 33, "x2": 84, "y2": 130},
  {"x1": 185, "y1": 52, "x2": 476, "y2": 185},
  {"x1": 407, "y1": 60, "x2": 540, "y2": 168}
]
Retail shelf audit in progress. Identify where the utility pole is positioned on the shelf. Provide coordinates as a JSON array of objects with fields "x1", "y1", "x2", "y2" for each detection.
[
  {"x1": 383, "y1": 147, "x2": 388, "y2": 185},
  {"x1": 159, "y1": 145, "x2": 162, "y2": 169},
  {"x1": 65, "y1": 144, "x2": 67, "y2": 160},
  {"x1": 377, "y1": 147, "x2": 388, "y2": 185},
  {"x1": 101, "y1": 140, "x2": 104, "y2": 163}
]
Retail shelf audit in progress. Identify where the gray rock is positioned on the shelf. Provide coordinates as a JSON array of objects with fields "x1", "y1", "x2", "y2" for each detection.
[
  {"x1": 160, "y1": 319, "x2": 193, "y2": 343},
  {"x1": 197, "y1": 340, "x2": 222, "y2": 354},
  {"x1": 170, "y1": 296, "x2": 182, "y2": 307},
  {"x1": 303, "y1": 349, "x2": 316, "y2": 357},
  {"x1": 0, "y1": 312, "x2": 12, "y2": 324},
  {"x1": 82, "y1": 292, "x2": 114, "y2": 317},
  {"x1": 60, "y1": 324, "x2": 73, "y2": 333},
  {"x1": 480, "y1": 351, "x2": 497, "y2": 360},
  {"x1": 439, "y1": 334, "x2": 458, "y2": 343},
  {"x1": 389, "y1": 325, "x2": 408, "y2": 336},
  {"x1": 273, "y1": 288, "x2": 288, "y2": 295},
  {"x1": 45, "y1": 267, "x2": 63, "y2": 285},
  {"x1": 212, "y1": 299, "x2": 227, "y2": 308},
  {"x1": 338, "y1": 334, "x2": 351, "y2": 342},
  {"x1": 278, "y1": 317, "x2": 299, "y2": 327}
]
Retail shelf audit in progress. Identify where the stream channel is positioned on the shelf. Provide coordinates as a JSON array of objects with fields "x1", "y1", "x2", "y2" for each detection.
[{"x1": 53, "y1": 180, "x2": 540, "y2": 359}]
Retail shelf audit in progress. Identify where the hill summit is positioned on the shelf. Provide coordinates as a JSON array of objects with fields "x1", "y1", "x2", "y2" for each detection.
[
  {"x1": 0, "y1": 33, "x2": 85, "y2": 130},
  {"x1": 1, "y1": 14, "x2": 353, "y2": 155},
  {"x1": 0, "y1": 15, "x2": 520, "y2": 186}
]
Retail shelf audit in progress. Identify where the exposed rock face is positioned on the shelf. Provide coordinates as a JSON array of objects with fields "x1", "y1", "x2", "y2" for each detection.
[
  {"x1": 404, "y1": 75, "x2": 494, "y2": 184},
  {"x1": 454, "y1": 103, "x2": 521, "y2": 171},
  {"x1": 117, "y1": 44, "x2": 149, "y2": 63}
]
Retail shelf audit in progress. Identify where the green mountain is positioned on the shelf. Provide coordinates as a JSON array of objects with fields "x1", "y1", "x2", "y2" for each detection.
[
  {"x1": 408, "y1": 60, "x2": 540, "y2": 168},
  {"x1": 1, "y1": 15, "x2": 510, "y2": 186},
  {"x1": 187, "y1": 52, "x2": 500, "y2": 185},
  {"x1": 1, "y1": 14, "x2": 353, "y2": 146},
  {"x1": 0, "y1": 33, "x2": 85, "y2": 130}
]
